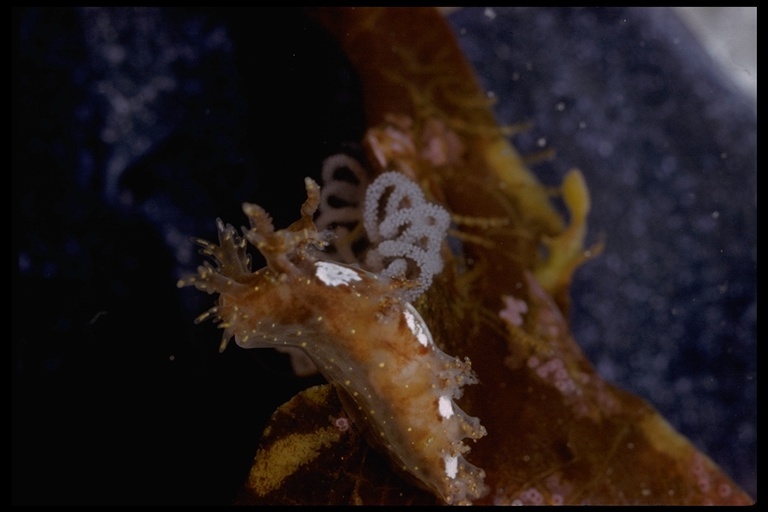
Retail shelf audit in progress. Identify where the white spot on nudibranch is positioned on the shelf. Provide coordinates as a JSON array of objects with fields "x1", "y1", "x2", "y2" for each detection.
[
  {"x1": 444, "y1": 454, "x2": 458, "y2": 479},
  {"x1": 403, "y1": 303, "x2": 433, "y2": 347},
  {"x1": 438, "y1": 395, "x2": 454, "y2": 419},
  {"x1": 315, "y1": 261, "x2": 362, "y2": 287}
]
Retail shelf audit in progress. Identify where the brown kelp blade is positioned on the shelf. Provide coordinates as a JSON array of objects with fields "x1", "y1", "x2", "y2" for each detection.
[{"x1": 236, "y1": 7, "x2": 752, "y2": 505}]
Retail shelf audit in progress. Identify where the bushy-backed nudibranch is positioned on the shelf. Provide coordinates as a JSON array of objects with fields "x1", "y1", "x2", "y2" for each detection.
[{"x1": 178, "y1": 176, "x2": 488, "y2": 505}]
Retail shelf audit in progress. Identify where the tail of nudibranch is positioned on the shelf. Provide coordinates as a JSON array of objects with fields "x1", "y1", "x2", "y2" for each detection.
[{"x1": 179, "y1": 174, "x2": 488, "y2": 505}]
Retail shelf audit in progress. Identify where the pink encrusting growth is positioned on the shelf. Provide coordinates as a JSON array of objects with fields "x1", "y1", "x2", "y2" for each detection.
[
  {"x1": 499, "y1": 295, "x2": 528, "y2": 327},
  {"x1": 178, "y1": 174, "x2": 487, "y2": 505}
]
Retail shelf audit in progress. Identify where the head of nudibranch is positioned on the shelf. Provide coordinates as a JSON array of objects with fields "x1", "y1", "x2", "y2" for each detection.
[{"x1": 178, "y1": 173, "x2": 488, "y2": 505}]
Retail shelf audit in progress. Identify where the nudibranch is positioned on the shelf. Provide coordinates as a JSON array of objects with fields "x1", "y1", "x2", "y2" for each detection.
[{"x1": 178, "y1": 176, "x2": 488, "y2": 505}]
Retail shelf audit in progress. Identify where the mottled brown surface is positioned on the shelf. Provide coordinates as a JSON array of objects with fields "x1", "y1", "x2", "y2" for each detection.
[{"x1": 235, "y1": 384, "x2": 440, "y2": 505}]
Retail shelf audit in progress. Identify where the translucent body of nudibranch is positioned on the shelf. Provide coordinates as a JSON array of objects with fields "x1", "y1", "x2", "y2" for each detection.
[{"x1": 178, "y1": 176, "x2": 487, "y2": 505}]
